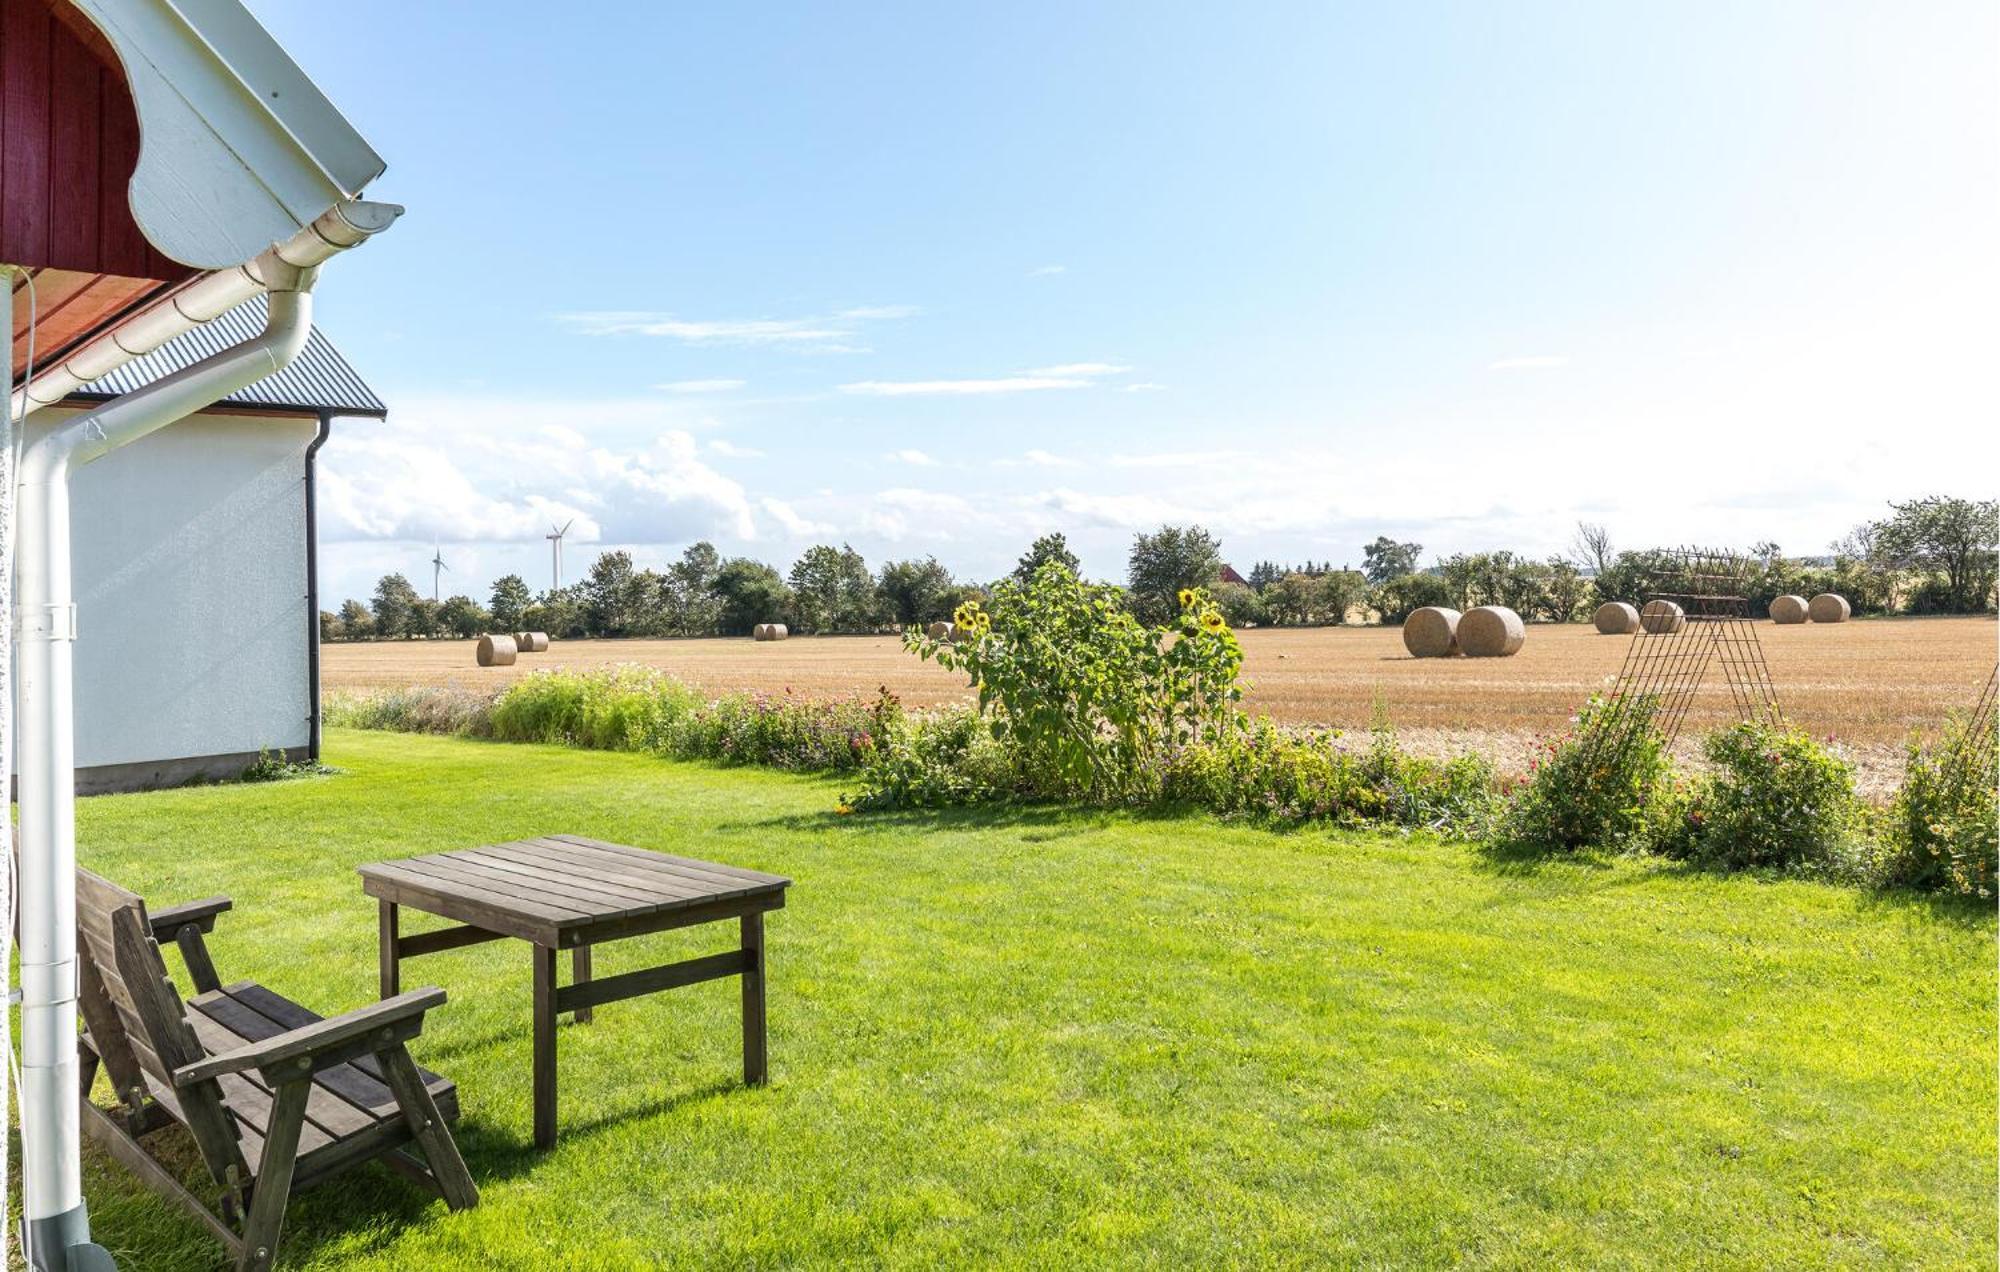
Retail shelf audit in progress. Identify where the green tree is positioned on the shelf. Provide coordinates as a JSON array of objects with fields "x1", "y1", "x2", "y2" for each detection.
[
  {"x1": 712, "y1": 557, "x2": 793, "y2": 636},
  {"x1": 1264, "y1": 572, "x2": 1322, "y2": 625},
  {"x1": 1319, "y1": 569, "x2": 1369, "y2": 624},
  {"x1": 1014, "y1": 532, "x2": 1081, "y2": 584},
  {"x1": 1373, "y1": 572, "x2": 1455, "y2": 624},
  {"x1": 405, "y1": 596, "x2": 443, "y2": 639},
  {"x1": 317, "y1": 610, "x2": 339, "y2": 643},
  {"x1": 336, "y1": 598, "x2": 372, "y2": 641},
  {"x1": 582, "y1": 550, "x2": 658, "y2": 636},
  {"x1": 1873, "y1": 496, "x2": 2000, "y2": 613},
  {"x1": 488, "y1": 574, "x2": 533, "y2": 630},
  {"x1": 788, "y1": 544, "x2": 877, "y2": 633},
  {"x1": 438, "y1": 594, "x2": 490, "y2": 638},
  {"x1": 877, "y1": 556, "x2": 957, "y2": 627},
  {"x1": 524, "y1": 586, "x2": 586, "y2": 639},
  {"x1": 1361, "y1": 537, "x2": 1422, "y2": 584},
  {"x1": 370, "y1": 573, "x2": 421, "y2": 639},
  {"x1": 1212, "y1": 581, "x2": 1268, "y2": 627},
  {"x1": 664, "y1": 542, "x2": 723, "y2": 634},
  {"x1": 1126, "y1": 524, "x2": 1223, "y2": 624},
  {"x1": 1540, "y1": 558, "x2": 1588, "y2": 622}
]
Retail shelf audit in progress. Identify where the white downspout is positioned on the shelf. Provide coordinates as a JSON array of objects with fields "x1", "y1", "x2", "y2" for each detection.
[{"x1": 15, "y1": 199, "x2": 395, "y2": 1269}]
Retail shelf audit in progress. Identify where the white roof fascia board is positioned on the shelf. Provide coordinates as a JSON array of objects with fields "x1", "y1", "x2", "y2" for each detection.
[{"x1": 67, "y1": 0, "x2": 388, "y2": 269}]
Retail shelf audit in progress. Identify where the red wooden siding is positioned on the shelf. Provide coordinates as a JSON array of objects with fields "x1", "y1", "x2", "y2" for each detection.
[{"x1": 1, "y1": 0, "x2": 186, "y2": 280}]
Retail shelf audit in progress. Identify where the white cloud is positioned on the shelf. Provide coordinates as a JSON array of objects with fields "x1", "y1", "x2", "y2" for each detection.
[
  {"x1": 1021, "y1": 449, "x2": 1078, "y2": 467},
  {"x1": 1123, "y1": 382, "x2": 1167, "y2": 392},
  {"x1": 841, "y1": 376, "x2": 1090, "y2": 396},
  {"x1": 659, "y1": 378, "x2": 746, "y2": 393},
  {"x1": 1025, "y1": 362, "x2": 1130, "y2": 378},
  {"x1": 707, "y1": 438, "x2": 765, "y2": 459},
  {"x1": 1110, "y1": 449, "x2": 1253, "y2": 468},
  {"x1": 558, "y1": 304, "x2": 912, "y2": 352},
  {"x1": 1488, "y1": 355, "x2": 1570, "y2": 371},
  {"x1": 884, "y1": 448, "x2": 940, "y2": 466},
  {"x1": 1028, "y1": 488, "x2": 1192, "y2": 530},
  {"x1": 1029, "y1": 264, "x2": 1066, "y2": 276},
  {"x1": 761, "y1": 497, "x2": 834, "y2": 537},
  {"x1": 841, "y1": 360, "x2": 1131, "y2": 397},
  {"x1": 318, "y1": 397, "x2": 758, "y2": 549}
]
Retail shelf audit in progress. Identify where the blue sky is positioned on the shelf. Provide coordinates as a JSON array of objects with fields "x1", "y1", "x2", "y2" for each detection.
[{"x1": 244, "y1": 1, "x2": 1999, "y2": 604}]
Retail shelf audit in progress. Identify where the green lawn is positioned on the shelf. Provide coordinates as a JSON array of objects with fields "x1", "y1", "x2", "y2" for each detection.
[{"x1": 65, "y1": 729, "x2": 1995, "y2": 1269}]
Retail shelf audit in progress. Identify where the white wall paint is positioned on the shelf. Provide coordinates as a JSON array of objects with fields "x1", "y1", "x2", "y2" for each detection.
[{"x1": 30, "y1": 407, "x2": 314, "y2": 770}]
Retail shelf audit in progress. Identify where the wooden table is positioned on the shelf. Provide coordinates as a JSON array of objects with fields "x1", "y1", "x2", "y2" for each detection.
[{"x1": 358, "y1": 834, "x2": 790, "y2": 1149}]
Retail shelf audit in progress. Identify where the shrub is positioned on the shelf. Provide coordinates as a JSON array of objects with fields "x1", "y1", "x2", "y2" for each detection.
[
  {"x1": 907, "y1": 563, "x2": 1243, "y2": 802},
  {"x1": 1495, "y1": 695, "x2": 1670, "y2": 852},
  {"x1": 324, "y1": 686, "x2": 497, "y2": 737},
  {"x1": 1878, "y1": 709, "x2": 1998, "y2": 897},
  {"x1": 649, "y1": 687, "x2": 893, "y2": 772},
  {"x1": 1661, "y1": 722, "x2": 1860, "y2": 873},
  {"x1": 1160, "y1": 718, "x2": 1498, "y2": 838},
  {"x1": 491, "y1": 666, "x2": 695, "y2": 750},
  {"x1": 847, "y1": 707, "x2": 1021, "y2": 809}
]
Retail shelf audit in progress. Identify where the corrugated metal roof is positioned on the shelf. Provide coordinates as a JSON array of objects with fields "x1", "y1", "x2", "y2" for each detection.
[{"x1": 65, "y1": 292, "x2": 386, "y2": 416}]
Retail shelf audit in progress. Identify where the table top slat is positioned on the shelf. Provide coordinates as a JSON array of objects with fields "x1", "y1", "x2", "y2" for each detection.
[
  {"x1": 549, "y1": 835, "x2": 789, "y2": 887},
  {"x1": 542, "y1": 835, "x2": 791, "y2": 894},
  {"x1": 494, "y1": 840, "x2": 714, "y2": 905},
  {"x1": 357, "y1": 862, "x2": 560, "y2": 944},
  {"x1": 521, "y1": 841, "x2": 779, "y2": 912},
  {"x1": 396, "y1": 856, "x2": 599, "y2": 920},
  {"x1": 446, "y1": 847, "x2": 668, "y2": 916}
]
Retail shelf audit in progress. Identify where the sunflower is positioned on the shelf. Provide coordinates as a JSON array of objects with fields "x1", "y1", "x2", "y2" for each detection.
[
  {"x1": 1199, "y1": 607, "x2": 1227, "y2": 634},
  {"x1": 953, "y1": 602, "x2": 980, "y2": 629},
  {"x1": 1176, "y1": 588, "x2": 1197, "y2": 609}
]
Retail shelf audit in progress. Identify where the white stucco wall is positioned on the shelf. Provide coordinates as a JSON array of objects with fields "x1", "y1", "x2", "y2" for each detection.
[{"x1": 29, "y1": 406, "x2": 315, "y2": 774}]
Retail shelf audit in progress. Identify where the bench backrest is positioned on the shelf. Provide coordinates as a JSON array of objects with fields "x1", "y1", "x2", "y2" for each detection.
[{"x1": 76, "y1": 867, "x2": 249, "y2": 1185}]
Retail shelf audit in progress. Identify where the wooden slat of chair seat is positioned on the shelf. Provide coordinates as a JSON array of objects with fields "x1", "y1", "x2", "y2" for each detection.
[{"x1": 192, "y1": 983, "x2": 459, "y2": 1120}]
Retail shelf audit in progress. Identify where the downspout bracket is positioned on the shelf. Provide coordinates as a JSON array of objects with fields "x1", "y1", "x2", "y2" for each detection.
[{"x1": 14, "y1": 604, "x2": 78, "y2": 642}]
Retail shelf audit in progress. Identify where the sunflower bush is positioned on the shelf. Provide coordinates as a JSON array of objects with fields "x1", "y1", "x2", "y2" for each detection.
[{"x1": 899, "y1": 562, "x2": 1243, "y2": 802}]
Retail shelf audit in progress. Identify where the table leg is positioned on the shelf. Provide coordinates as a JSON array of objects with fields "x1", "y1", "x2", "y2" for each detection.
[
  {"x1": 378, "y1": 900, "x2": 400, "y2": 999},
  {"x1": 572, "y1": 945, "x2": 593, "y2": 1024},
  {"x1": 532, "y1": 943, "x2": 558, "y2": 1149},
  {"x1": 741, "y1": 913, "x2": 767, "y2": 1086}
]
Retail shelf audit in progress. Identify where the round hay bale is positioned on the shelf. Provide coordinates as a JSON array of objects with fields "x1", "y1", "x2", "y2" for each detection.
[
  {"x1": 513, "y1": 630, "x2": 551, "y2": 652},
  {"x1": 752, "y1": 623, "x2": 771, "y2": 641},
  {"x1": 1767, "y1": 595, "x2": 1808, "y2": 625},
  {"x1": 1640, "y1": 600, "x2": 1686, "y2": 634},
  {"x1": 1402, "y1": 606, "x2": 1460, "y2": 658},
  {"x1": 1593, "y1": 601, "x2": 1640, "y2": 635},
  {"x1": 1808, "y1": 593, "x2": 1850, "y2": 623},
  {"x1": 475, "y1": 634, "x2": 517, "y2": 667},
  {"x1": 925, "y1": 621, "x2": 955, "y2": 641},
  {"x1": 1459, "y1": 605, "x2": 1525, "y2": 657},
  {"x1": 766, "y1": 623, "x2": 789, "y2": 640}
]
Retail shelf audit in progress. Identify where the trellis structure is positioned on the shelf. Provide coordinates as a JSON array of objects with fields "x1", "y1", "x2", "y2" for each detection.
[{"x1": 1577, "y1": 547, "x2": 1782, "y2": 767}]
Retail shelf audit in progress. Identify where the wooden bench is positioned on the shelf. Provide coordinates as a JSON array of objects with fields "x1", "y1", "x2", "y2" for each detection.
[{"x1": 74, "y1": 867, "x2": 478, "y2": 1271}]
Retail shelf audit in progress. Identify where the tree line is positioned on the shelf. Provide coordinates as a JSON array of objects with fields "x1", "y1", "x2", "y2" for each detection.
[{"x1": 321, "y1": 495, "x2": 1999, "y2": 642}]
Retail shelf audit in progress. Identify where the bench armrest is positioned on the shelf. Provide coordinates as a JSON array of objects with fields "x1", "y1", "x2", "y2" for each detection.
[
  {"x1": 173, "y1": 987, "x2": 447, "y2": 1088},
  {"x1": 149, "y1": 896, "x2": 232, "y2": 940}
]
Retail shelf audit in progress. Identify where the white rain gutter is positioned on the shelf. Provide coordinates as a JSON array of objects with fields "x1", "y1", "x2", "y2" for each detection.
[
  {"x1": 7, "y1": 201, "x2": 399, "y2": 422},
  {"x1": 12, "y1": 198, "x2": 398, "y2": 1269}
]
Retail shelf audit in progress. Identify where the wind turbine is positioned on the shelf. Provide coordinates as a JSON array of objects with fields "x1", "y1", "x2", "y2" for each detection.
[
  {"x1": 430, "y1": 538, "x2": 449, "y2": 601},
  {"x1": 546, "y1": 519, "x2": 574, "y2": 591}
]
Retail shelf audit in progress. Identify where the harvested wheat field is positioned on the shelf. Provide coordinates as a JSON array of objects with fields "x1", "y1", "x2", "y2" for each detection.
[{"x1": 324, "y1": 617, "x2": 1997, "y2": 795}]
